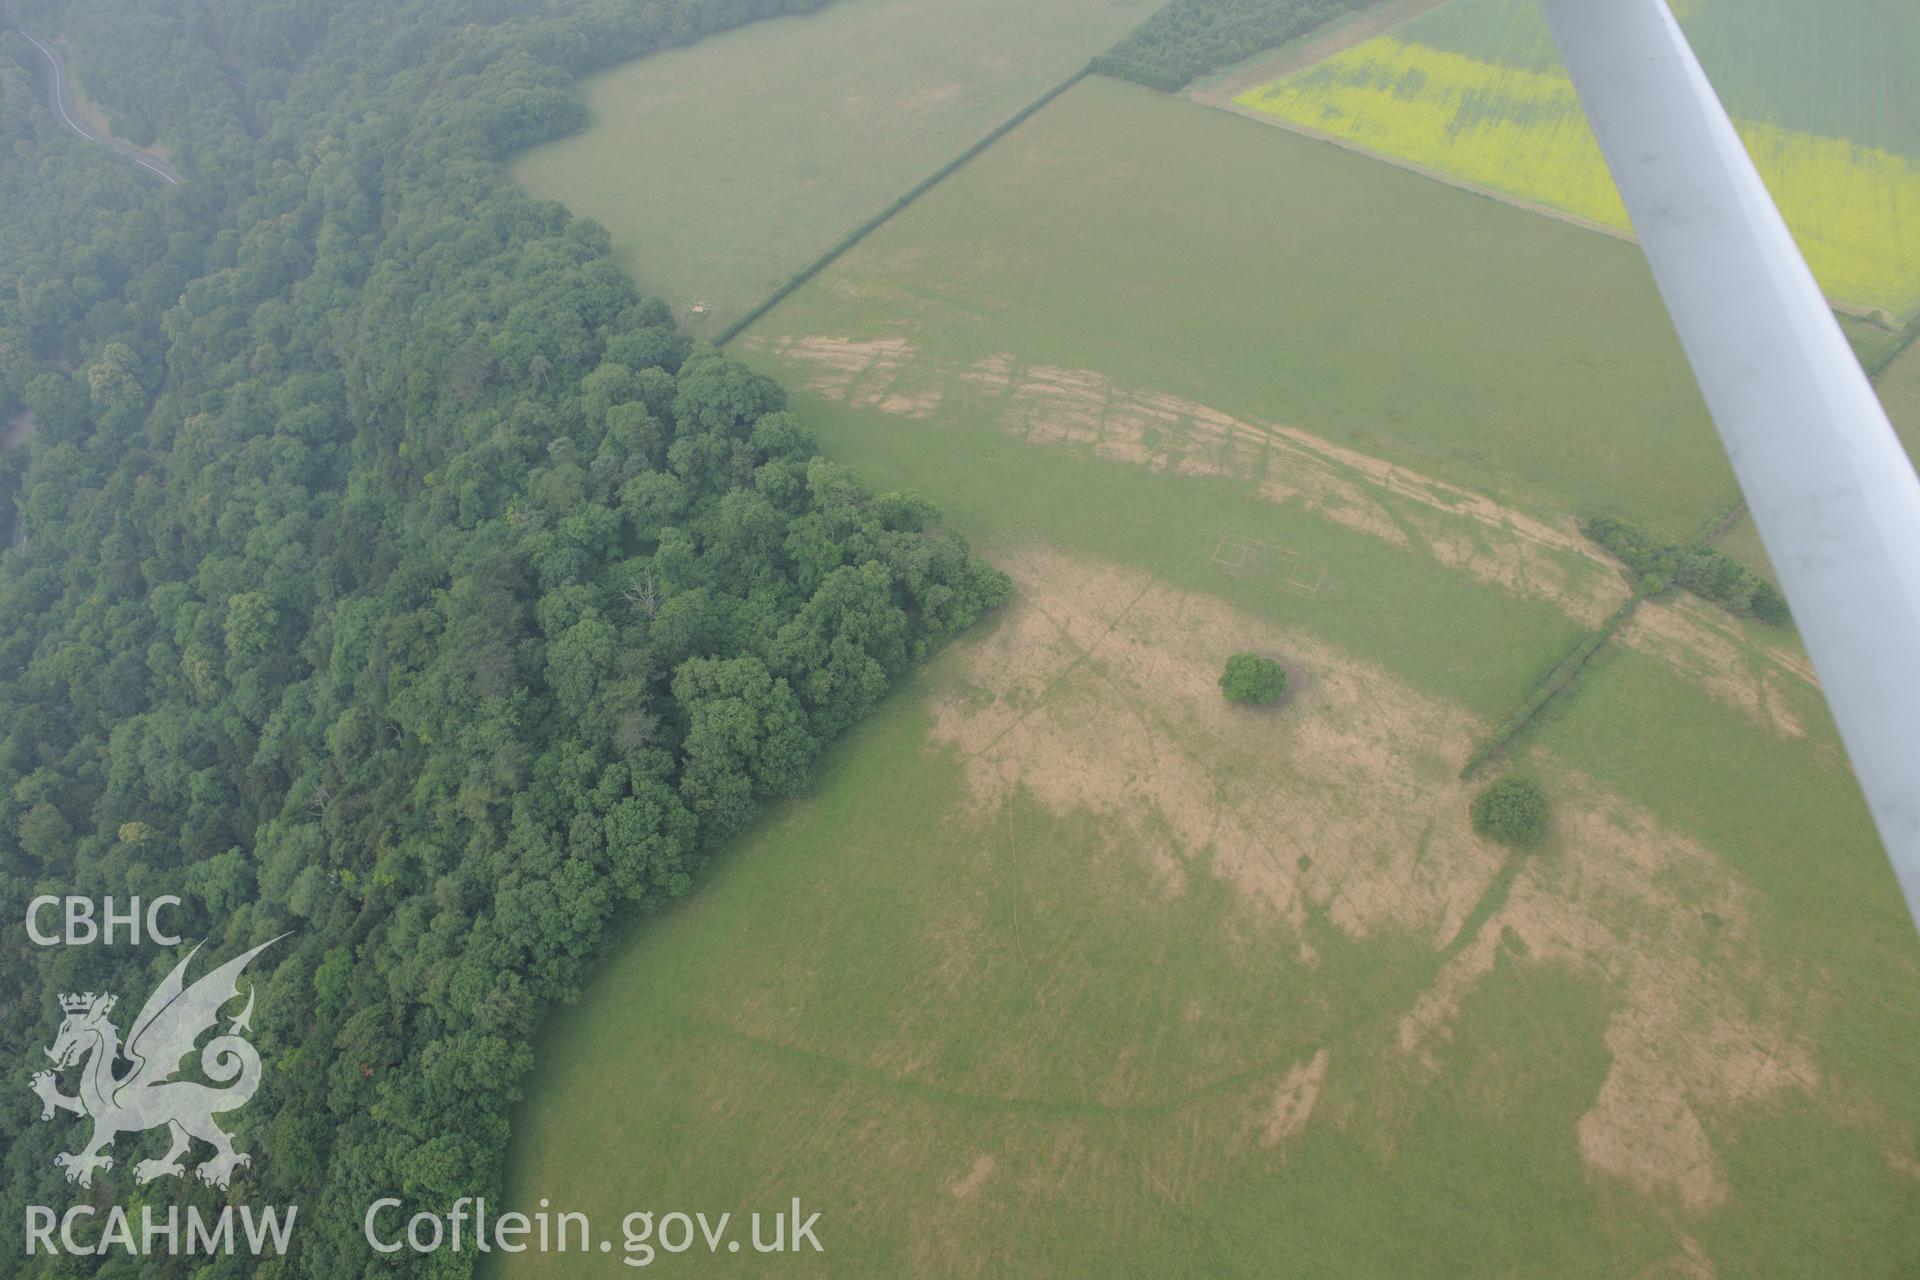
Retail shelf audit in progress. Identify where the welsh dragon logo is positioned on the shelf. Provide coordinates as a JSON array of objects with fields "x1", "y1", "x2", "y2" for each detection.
[{"x1": 29, "y1": 936, "x2": 282, "y2": 1190}]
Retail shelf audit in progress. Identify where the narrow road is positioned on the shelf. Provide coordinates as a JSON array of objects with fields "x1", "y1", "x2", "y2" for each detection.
[{"x1": 4, "y1": 5, "x2": 180, "y2": 184}]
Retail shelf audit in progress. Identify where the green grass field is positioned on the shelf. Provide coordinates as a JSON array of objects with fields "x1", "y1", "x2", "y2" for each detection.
[
  {"x1": 1233, "y1": 0, "x2": 1920, "y2": 318},
  {"x1": 1405, "y1": 0, "x2": 1920, "y2": 157},
  {"x1": 508, "y1": 0, "x2": 1160, "y2": 337},
  {"x1": 494, "y1": 625, "x2": 1672, "y2": 1278},
  {"x1": 738, "y1": 75, "x2": 1733, "y2": 544},
  {"x1": 495, "y1": 552, "x2": 1919, "y2": 1276},
  {"x1": 1516, "y1": 634, "x2": 1920, "y2": 1276},
  {"x1": 497, "y1": 66, "x2": 1920, "y2": 1276}
]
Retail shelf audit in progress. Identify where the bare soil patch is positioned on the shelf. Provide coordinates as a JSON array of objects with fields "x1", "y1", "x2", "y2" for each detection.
[
  {"x1": 1258, "y1": 1048, "x2": 1330, "y2": 1147},
  {"x1": 948, "y1": 1152, "x2": 997, "y2": 1199}
]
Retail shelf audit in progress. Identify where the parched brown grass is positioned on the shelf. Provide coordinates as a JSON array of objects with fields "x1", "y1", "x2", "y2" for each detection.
[
  {"x1": 755, "y1": 334, "x2": 1636, "y2": 624},
  {"x1": 1620, "y1": 593, "x2": 1817, "y2": 739},
  {"x1": 761, "y1": 333, "x2": 1829, "y2": 738},
  {"x1": 928, "y1": 547, "x2": 1825, "y2": 1208}
]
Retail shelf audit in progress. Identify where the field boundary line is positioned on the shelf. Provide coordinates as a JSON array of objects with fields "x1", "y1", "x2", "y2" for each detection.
[
  {"x1": 714, "y1": 65, "x2": 1093, "y2": 347},
  {"x1": 1469, "y1": 471, "x2": 1824, "y2": 776},
  {"x1": 1204, "y1": 98, "x2": 1889, "y2": 323},
  {"x1": 1687, "y1": 492, "x2": 1751, "y2": 547},
  {"x1": 1459, "y1": 591, "x2": 1642, "y2": 779},
  {"x1": 1183, "y1": 0, "x2": 1451, "y2": 106},
  {"x1": 1865, "y1": 311, "x2": 1920, "y2": 379}
]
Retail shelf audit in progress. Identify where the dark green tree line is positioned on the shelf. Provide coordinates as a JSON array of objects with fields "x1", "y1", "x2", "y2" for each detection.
[
  {"x1": 0, "y1": 0, "x2": 1010, "y2": 1274},
  {"x1": 1583, "y1": 515, "x2": 1790, "y2": 624},
  {"x1": 1094, "y1": 0, "x2": 1368, "y2": 92}
]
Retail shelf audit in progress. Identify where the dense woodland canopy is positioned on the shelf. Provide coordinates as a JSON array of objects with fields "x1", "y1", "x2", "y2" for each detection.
[
  {"x1": 0, "y1": 0, "x2": 1009, "y2": 1273},
  {"x1": 1094, "y1": 0, "x2": 1368, "y2": 92}
]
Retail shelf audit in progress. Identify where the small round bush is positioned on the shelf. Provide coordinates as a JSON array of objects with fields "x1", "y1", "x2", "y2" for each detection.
[
  {"x1": 1471, "y1": 776, "x2": 1550, "y2": 848},
  {"x1": 1219, "y1": 652, "x2": 1288, "y2": 705}
]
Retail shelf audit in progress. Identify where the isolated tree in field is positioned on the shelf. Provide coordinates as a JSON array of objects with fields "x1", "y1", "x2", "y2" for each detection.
[
  {"x1": 1471, "y1": 776, "x2": 1551, "y2": 848},
  {"x1": 1219, "y1": 652, "x2": 1287, "y2": 705}
]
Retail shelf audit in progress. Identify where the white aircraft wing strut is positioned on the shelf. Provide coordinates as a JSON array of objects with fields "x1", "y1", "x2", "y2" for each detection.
[{"x1": 1538, "y1": 0, "x2": 1920, "y2": 928}]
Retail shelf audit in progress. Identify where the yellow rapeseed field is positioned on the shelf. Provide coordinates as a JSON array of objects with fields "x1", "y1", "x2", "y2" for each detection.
[{"x1": 1237, "y1": 38, "x2": 1920, "y2": 316}]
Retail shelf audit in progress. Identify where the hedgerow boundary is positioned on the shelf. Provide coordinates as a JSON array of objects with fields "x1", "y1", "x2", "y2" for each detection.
[
  {"x1": 1462, "y1": 307, "x2": 1918, "y2": 778},
  {"x1": 1463, "y1": 495, "x2": 1785, "y2": 778},
  {"x1": 714, "y1": 65, "x2": 1093, "y2": 348},
  {"x1": 1458, "y1": 592, "x2": 1642, "y2": 779}
]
